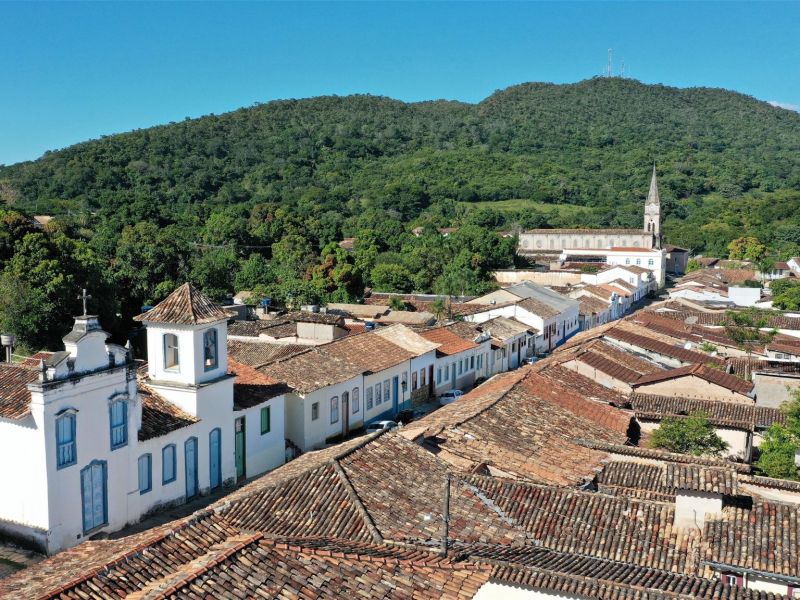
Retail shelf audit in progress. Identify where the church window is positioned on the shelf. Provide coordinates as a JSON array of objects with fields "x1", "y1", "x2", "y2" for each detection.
[
  {"x1": 138, "y1": 454, "x2": 152, "y2": 494},
  {"x1": 203, "y1": 329, "x2": 218, "y2": 371},
  {"x1": 636, "y1": 258, "x2": 641, "y2": 266},
  {"x1": 56, "y1": 411, "x2": 77, "y2": 469},
  {"x1": 163, "y1": 334, "x2": 179, "y2": 370},
  {"x1": 109, "y1": 399, "x2": 128, "y2": 450},
  {"x1": 648, "y1": 259, "x2": 654, "y2": 266},
  {"x1": 162, "y1": 444, "x2": 176, "y2": 483},
  {"x1": 625, "y1": 258, "x2": 630, "y2": 265}
]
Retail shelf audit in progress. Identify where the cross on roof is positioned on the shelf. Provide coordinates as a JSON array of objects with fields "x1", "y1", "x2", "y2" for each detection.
[{"x1": 78, "y1": 288, "x2": 91, "y2": 316}]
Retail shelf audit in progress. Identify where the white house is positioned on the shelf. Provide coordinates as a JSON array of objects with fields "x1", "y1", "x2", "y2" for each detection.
[
  {"x1": 560, "y1": 247, "x2": 667, "y2": 287},
  {"x1": 420, "y1": 326, "x2": 491, "y2": 395},
  {"x1": 0, "y1": 283, "x2": 286, "y2": 555},
  {"x1": 467, "y1": 282, "x2": 579, "y2": 354}
]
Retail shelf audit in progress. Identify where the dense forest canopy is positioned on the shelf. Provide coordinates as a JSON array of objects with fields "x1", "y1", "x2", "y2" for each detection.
[{"x1": 0, "y1": 77, "x2": 799, "y2": 350}]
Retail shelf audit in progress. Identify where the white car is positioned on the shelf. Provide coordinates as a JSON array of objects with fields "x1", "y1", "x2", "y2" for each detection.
[
  {"x1": 365, "y1": 420, "x2": 397, "y2": 434},
  {"x1": 439, "y1": 390, "x2": 464, "y2": 406}
]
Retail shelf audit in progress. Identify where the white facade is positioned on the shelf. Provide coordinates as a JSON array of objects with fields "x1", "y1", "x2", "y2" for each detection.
[
  {"x1": 0, "y1": 287, "x2": 287, "y2": 555},
  {"x1": 561, "y1": 248, "x2": 667, "y2": 287}
]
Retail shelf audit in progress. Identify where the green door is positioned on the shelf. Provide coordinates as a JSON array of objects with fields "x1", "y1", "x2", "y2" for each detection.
[{"x1": 235, "y1": 417, "x2": 246, "y2": 482}]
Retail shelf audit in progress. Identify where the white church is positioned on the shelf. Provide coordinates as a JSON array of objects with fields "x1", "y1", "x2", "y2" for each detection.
[{"x1": 0, "y1": 283, "x2": 285, "y2": 554}]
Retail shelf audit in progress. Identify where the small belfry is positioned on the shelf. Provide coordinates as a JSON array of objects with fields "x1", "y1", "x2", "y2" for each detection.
[{"x1": 644, "y1": 164, "x2": 662, "y2": 247}]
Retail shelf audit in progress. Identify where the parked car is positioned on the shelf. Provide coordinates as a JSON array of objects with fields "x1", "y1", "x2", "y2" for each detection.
[
  {"x1": 523, "y1": 357, "x2": 539, "y2": 365},
  {"x1": 365, "y1": 420, "x2": 397, "y2": 433},
  {"x1": 439, "y1": 390, "x2": 464, "y2": 406}
]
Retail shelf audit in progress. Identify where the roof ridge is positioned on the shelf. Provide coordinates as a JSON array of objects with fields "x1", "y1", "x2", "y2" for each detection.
[
  {"x1": 331, "y1": 461, "x2": 384, "y2": 544},
  {"x1": 125, "y1": 532, "x2": 263, "y2": 600}
]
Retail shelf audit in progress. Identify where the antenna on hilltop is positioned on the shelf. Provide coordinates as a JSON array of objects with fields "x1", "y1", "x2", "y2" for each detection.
[
  {"x1": 620, "y1": 59, "x2": 625, "y2": 78},
  {"x1": 607, "y1": 48, "x2": 613, "y2": 77}
]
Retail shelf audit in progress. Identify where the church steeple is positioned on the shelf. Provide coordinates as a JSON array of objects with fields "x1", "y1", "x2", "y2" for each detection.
[{"x1": 644, "y1": 164, "x2": 661, "y2": 247}]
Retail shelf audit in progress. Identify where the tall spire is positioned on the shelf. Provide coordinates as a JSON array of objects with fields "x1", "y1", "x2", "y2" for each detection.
[{"x1": 647, "y1": 163, "x2": 660, "y2": 205}]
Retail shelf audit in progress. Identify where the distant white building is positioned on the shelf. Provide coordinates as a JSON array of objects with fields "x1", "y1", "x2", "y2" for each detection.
[{"x1": 0, "y1": 283, "x2": 286, "y2": 555}]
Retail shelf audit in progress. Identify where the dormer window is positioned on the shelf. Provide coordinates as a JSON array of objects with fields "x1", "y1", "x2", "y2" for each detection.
[
  {"x1": 164, "y1": 334, "x2": 179, "y2": 370},
  {"x1": 203, "y1": 329, "x2": 218, "y2": 371}
]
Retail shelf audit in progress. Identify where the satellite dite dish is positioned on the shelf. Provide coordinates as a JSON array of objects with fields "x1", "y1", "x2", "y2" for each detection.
[{"x1": 684, "y1": 316, "x2": 698, "y2": 325}]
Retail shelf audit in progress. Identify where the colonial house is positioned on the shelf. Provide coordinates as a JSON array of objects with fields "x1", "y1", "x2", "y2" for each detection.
[
  {"x1": 420, "y1": 326, "x2": 489, "y2": 395},
  {"x1": 0, "y1": 283, "x2": 287, "y2": 555},
  {"x1": 466, "y1": 282, "x2": 580, "y2": 354},
  {"x1": 373, "y1": 324, "x2": 439, "y2": 406},
  {"x1": 560, "y1": 246, "x2": 667, "y2": 287}
]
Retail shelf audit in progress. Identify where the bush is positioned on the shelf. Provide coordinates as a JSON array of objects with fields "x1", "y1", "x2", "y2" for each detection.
[{"x1": 650, "y1": 412, "x2": 728, "y2": 456}]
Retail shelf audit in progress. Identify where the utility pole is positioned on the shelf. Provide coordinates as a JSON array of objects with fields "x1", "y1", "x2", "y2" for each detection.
[
  {"x1": 607, "y1": 48, "x2": 613, "y2": 77},
  {"x1": 440, "y1": 474, "x2": 451, "y2": 557}
]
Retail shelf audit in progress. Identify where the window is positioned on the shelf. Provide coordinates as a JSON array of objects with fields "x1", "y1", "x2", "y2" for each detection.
[
  {"x1": 636, "y1": 258, "x2": 641, "y2": 266},
  {"x1": 162, "y1": 444, "x2": 176, "y2": 484},
  {"x1": 138, "y1": 454, "x2": 152, "y2": 494},
  {"x1": 375, "y1": 383, "x2": 382, "y2": 404},
  {"x1": 476, "y1": 354, "x2": 482, "y2": 370},
  {"x1": 352, "y1": 388, "x2": 360, "y2": 413},
  {"x1": 383, "y1": 380, "x2": 390, "y2": 403},
  {"x1": 724, "y1": 574, "x2": 740, "y2": 587},
  {"x1": 458, "y1": 360, "x2": 463, "y2": 375},
  {"x1": 625, "y1": 258, "x2": 630, "y2": 265},
  {"x1": 260, "y1": 406, "x2": 271, "y2": 435},
  {"x1": 311, "y1": 402, "x2": 319, "y2": 421},
  {"x1": 163, "y1": 333, "x2": 179, "y2": 370},
  {"x1": 401, "y1": 372, "x2": 407, "y2": 391},
  {"x1": 436, "y1": 368, "x2": 442, "y2": 384},
  {"x1": 470, "y1": 356, "x2": 475, "y2": 369},
  {"x1": 109, "y1": 399, "x2": 128, "y2": 450},
  {"x1": 366, "y1": 386, "x2": 374, "y2": 410},
  {"x1": 412, "y1": 371, "x2": 418, "y2": 390},
  {"x1": 330, "y1": 396, "x2": 339, "y2": 424},
  {"x1": 56, "y1": 412, "x2": 76, "y2": 469},
  {"x1": 420, "y1": 368, "x2": 426, "y2": 387},
  {"x1": 648, "y1": 258, "x2": 654, "y2": 266},
  {"x1": 203, "y1": 329, "x2": 218, "y2": 371}
]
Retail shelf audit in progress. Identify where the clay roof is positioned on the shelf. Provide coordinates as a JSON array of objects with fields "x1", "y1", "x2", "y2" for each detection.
[
  {"x1": 577, "y1": 440, "x2": 752, "y2": 473},
  {"x1": 767, "y1": 340, "x2": 800, "y2": 356},
  {"x1": 630, "y1": 393, "x2": 786, "y2": 431},
  {"x1": 138, "y1": 384, "x2": 199, "y2": 441},
  {"x1": 704, "y1": 501, "x2": 800, "y2": 579},
  {"x1": 420, "y1": 327, "x2": 479, "y2": 356},
  {"x1": 604, "y1": 327, "x2": 726, "y2": 366},
  {"x1": 584, "y1": 340, "x2": 665, "y2": 375},
  {"x1": 320, "y1": 332, "x2": 415, "y2": 372},
  {"x1": 0, "y1": 362, "x2": 38, "y2": 419},
  {"x1": 525, "y1": 228, "x2": 645, "y2": 235},
  {"x1": 632, "y1": 364, "x2": 754, "y2": 396},
  {"x1": 406, "y1": 370, "x2": 633, "y2": 486},
  {"x1": 517, "y1": 297, "x2": 561, "y2": 319},
  {"x1": 227, "y1": 339, "x2": 308, "y2": 368},
  {"x1": 283, "y1": 311, "x2": 345, "y2": 325},
  {"x1": 134, "y1": 283, "x2": 231, "y2": 325},
  {"x1": 658, "y1": 309, "x2": 800, "y2": 331},
  {"x1": 228, "y1": 358, "x2": 289, "y2": 410},
  {"x1": 536, "y1": 363, "x2": 630, "y2": 406},
  {"x1": 574, "y1": 349, "x2": 647, "y2": 384},
  {"x1": 728, "y1": 357, "x2": 800, "y2": 379},
  {"x1": 479, "y1": 316, "x2": 535, "y2": 340},
  {"x1": 579, "y1": 296, "x2": 611, "y2": 316},
  {"x1": 261, "y1": 347, "x2": 362, "y2": 393},
  {"x1": 597, "y1": 461, "x2": 739, "y2": 502}
]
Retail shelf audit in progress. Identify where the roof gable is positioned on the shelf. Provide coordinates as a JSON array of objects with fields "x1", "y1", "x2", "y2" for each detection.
[{"x1": 134, "y1": 283, "x2": 231, "y2": 325}]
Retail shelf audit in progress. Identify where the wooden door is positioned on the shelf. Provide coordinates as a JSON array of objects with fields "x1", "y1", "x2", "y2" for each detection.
[{"x1": 235, "y1": 417, "x2": 246, "y2": 482}]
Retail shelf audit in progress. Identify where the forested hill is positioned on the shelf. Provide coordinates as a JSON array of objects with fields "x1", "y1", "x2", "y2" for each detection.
[
  {"x1": 3, "y1": 77, "x2": 800, "y2": 226},
  {"x1": 2, "y1": 77, "x2": 800, "y2": 350}
]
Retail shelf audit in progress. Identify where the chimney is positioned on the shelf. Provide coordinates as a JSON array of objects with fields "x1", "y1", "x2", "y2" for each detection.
[{"x1": 0, "y1": 333, "x2": 16, "y2": 363}]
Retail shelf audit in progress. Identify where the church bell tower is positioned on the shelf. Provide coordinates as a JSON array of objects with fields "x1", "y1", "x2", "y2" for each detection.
[{"x1": 644, "y1": 164, "x2": 661, "y2": 248}]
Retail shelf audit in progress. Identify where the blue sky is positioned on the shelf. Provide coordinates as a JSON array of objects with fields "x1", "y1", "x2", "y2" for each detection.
[{"x1": 2, "y1": 1, "x2": 799, "y2": 166}]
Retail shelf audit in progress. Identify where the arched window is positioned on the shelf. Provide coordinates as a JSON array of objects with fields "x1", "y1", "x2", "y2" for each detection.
[
  {"x1": 203, "y1": 329, "x2": 218, "y2": 371},
  {"x1": 56, "y1": 411, "x2": 77, "y2": 469},
  {"x1": 164, "y1": 334, "x2": 179, "y2": 370},
  {"x1": 352, "y1": 388, "x2": 360, "y2": 413},
  {"x1": 109, "y1": 399, "x2": 128, "y2": 450}
]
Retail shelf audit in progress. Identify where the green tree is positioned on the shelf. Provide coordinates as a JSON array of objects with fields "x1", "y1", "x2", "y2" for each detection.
[
  {"x1": 686, "y1": 258, "x2": 702, "y2": 273},
  {"x1": 774, "y1": 286, "x2": 800, "y2": 310},
  {"x1": 0, "y1": 233, "x2": 115, "y2": 350},
  {"x1": 371, "y1": 263, "x2": 414, "y2": 293},
  {"x1": 727, "y1": 236, "x2": 766, "y2": 261},
  {"x1": 723, "y1": 309, "x2": 777, "y2": 355},
  {"x1": 388, "y1": 296, "x2": 407, "y2": 311},
  {"x1": 190, "y1": 247, "x2": 240, "y2": 301},
  {"x1": 649, "y1": 412, "x2": 729, "y2": 456},
  {"x1": 756, "y1": 425, "x2": 799, "y2": 480}
]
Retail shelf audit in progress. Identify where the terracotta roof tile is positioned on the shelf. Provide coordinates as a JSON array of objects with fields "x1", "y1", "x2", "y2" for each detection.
[
  {"x1": 134, "y1": 283, "x2": 231, "y2": 325},
  {"x1": 0, "y1": 362, "x2": 38, "y2": 419},
  {"x1": 630, "y1": 393, "x2": 785, "y2": 431},
  {"x1": 420, "y1": 327, "x2": 479, "y2": 356},
  {"x1": 605, "y1": 327, "x2": 725, "y2": 366},
  {"x1": 138, "y1": 383, "x2": 199, "y2": 441},
  {"x1": 228, "y1": 357, "x2": 289, "y2": 410},
  {"x1": 633, "y1": 364, "x2": 754, "y2": 396},
  {"x1": 227, "y1": 339, "x2": 307, "y2": 367}
]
